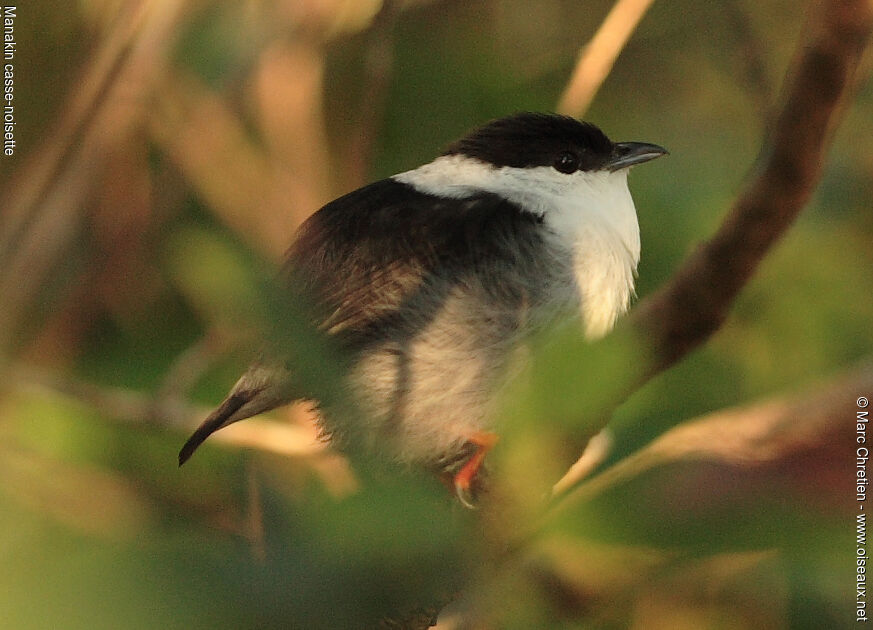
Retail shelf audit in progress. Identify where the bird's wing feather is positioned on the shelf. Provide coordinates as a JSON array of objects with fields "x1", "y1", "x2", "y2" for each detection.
[{"x1": 282, "y1": 178, "x2": 553, "y2": 351}]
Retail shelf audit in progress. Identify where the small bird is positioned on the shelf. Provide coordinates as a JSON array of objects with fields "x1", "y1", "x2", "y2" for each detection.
[{"x1": 178, "y1": 113, "x2": 666, "y2": 506}]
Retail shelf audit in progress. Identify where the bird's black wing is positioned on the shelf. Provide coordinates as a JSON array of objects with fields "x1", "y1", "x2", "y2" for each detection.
[{"x1": 282, "y1": 178, "x2": 554, "y2": 353}]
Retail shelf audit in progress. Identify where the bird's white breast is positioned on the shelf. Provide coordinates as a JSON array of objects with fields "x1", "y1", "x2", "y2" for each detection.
[{"x1": 395, "y1": 155, "x2": 641, "y2": 338}]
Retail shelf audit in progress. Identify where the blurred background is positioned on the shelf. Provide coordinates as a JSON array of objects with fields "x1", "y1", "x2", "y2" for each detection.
[{"x1": 0, "y1": 0, "x2": 871, "y2": 628}]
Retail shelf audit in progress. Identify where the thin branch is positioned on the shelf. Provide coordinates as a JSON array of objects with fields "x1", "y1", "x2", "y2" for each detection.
[
  {"x1": 551, "y1": 429, "x2": 613, "y2": 497},
  {"x1": 0, "y1": 0, "x2": 185, "y2": 356},
  {"x1": 149, "y1": 72, "x2": 292, "y2": 259},
  {"x1": 155, "y1": 328, "x2": 228, "y2": 406},
  {"x1": 252, "y1": 40, "x2": 335, "y2": 233},
  {"x1": 556, "y1": 0, "x2": 657, "y2": 117},
  {"x1": 725, "y1": 0, "x2": 774, "y2": 113},
  {"x1": 630, "y1": 0, "x2": 873, "y2": 376},
  {"x1": 10, "y1": 365, "x2": 326, "y2": 459},
  {"x1": 345, "y1": 0, "x2": 400, "y2": 188},
  {"x1": 245, "y1": 463, "x2": 267, "y2": 564},
  {"x1": 0, "y1": 0, "x2": 151, "y2": 250},
  {"x1": 378, "y1": 593, "x2": 458, "y2": 630},
  {"x1": 553, "y1": 362, "x2": 870, "y2": 515},
  {"x1": 549, "y1": 0, "x2": 873, "y2": 473}
]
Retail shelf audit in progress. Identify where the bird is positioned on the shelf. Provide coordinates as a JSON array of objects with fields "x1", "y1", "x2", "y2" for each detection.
[{"x1": 178, "y1": 112, "x2": 667, "y2": 506}]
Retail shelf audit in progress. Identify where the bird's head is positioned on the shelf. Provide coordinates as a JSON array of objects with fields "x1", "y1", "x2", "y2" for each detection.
[{"x1": 443, "y1": 112, "x2": 667, "y2": 175}]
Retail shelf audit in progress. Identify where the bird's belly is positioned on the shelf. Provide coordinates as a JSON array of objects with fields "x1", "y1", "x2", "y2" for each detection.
[
  {"x1": 317, "y1": 260, "x2": 579, "y2": 467},
  {"x1": 327, "y1": 291, "x2": 535, "y2": 467},
  {"x1": 354, "y1": 347, "x2": 500, "y2": 464}
]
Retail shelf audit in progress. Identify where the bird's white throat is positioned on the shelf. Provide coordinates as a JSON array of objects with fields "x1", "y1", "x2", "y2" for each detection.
[{"x1": 394, "y1": 154, "x2": 641, "y2": 339}]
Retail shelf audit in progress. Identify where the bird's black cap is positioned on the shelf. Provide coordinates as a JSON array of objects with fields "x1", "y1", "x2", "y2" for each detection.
[
  {"x1": 444, "y1": 112, "x2": 614, "y2": 171},
  {"x1": 444, "y1": 112, "x2": 667, "y2": 173}
]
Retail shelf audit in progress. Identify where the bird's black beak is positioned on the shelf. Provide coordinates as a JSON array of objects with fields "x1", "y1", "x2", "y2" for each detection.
[{"x1": 607, "y1": 142, "x2": 668, "y2": 171}]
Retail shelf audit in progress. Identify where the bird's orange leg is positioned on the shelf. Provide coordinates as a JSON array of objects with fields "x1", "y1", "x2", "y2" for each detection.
[{"x1": 453, "y1": 431, "x2": 499, "y2": 508}]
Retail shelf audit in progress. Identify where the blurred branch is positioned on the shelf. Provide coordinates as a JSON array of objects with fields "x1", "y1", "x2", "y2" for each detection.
[
  {"x1": 252, "y1": 40, "x2": 334, "y2": 230},
  {"x1": 551, "y1": 429, "x2": 613, "y2": 497},
  {"x1": 556, "y1": 0, "x2": 657, "y2": 117},
  {"x1": 149, "y1": 72, "x2": 296, "y2": 259},
  {"x1": 0, "y1": 442, "x2": 156, "y2": 539},
  {"x1": 155, "y1": 328, "x2": 228, "y2": 405},
  {"x1": 550, "y1": 0, "x2": 873, "y2": 472},
  {"x1": 345, "y1": 0, "x2": 400, "y2": 188},
  {"x1": 629, "y1": 0, "x2": 873, "y2": 377},
  {"x1": 553, "y1": 362, "x2": 869, "y2": 516},
  {"x1": 725, "y1": 0, "x2": 774, "y2": 113},
  {"x1": 378, "y1": 602, "x2": 451, "y2": 630},
  {"x1": 0, "y1": 0, "x2": 184, "y2": 357},
  {"x1": 10, "y1": 365, "x2": 326, "y2": 460},
  {"x1": 526, "y1": 544, "x2": 783, "y2": 627},
  {"x1": 0, "y1": 0, "x2": 152, "y2": 248},
  {"x1": 245, "y1": 464, "x2": 267, "y2": 564}
]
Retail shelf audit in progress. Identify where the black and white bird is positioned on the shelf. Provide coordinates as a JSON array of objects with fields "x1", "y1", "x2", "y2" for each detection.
[{"x1": 178, "y1": 113, "x2": 666, "y2": 505}]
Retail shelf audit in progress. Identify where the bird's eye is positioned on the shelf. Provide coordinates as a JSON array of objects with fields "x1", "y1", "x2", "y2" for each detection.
[{"x1": 553, "y1": 151, "x2": 580, "y2": 174}]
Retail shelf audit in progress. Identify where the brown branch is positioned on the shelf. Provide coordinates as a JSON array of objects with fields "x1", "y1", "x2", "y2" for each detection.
[
  {"x1": 155, "y1": 328, "x2": 229, "y2": 407},
  {"x1": 245, "y1": 464, "x2": 267, "y2": 564},
  {"x1": 386, "y1": 360, "x2": 870, "y2": 626},
  {"x1": 0, "y1": 0, "x2": 152, "y2": 249},
  {"x1": 552, "y1": 429, "x2": 614, "y2": 497},
  {"x1": 630, "y1": 0, "x2": 873, "y2": 377},
  {"x1": 252, "y1": 40, "x2": 335, "y2": 234},
  {"x1": 725, "y1": 0, "x2": 774, "y2": 113},
  {"x1": 9, "y1": 365, "x2": 327, "y2": 459},
  {"x1": 556, "y1": 0, "x2": 657, "y2": 117},
  {"x1": 0, "y1": 0, "x2": 186, "y2": 357},
  {"x1": 504, "y1": 363, "x2": 870, "y2": 618},
  {"x1": 378, "y1": 598, "x2": 455, "y2": 630},
  {"x1": 345, "y1": 0, "x2": 400, "y2": 188},
  {"x1": 553, "y1": 362, "x2": 869, "y2": 516},
  {"x1": 544, "y1": 0, "x2": 872, "y2": 500},
  {"x1": 149, "y1": 72, "x2": 294, "y2": 260}
]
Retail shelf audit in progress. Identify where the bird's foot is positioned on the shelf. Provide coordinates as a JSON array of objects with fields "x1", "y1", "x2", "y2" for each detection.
[{"x1": 452, "y1": 431, "x2": 498, "y2": 509}]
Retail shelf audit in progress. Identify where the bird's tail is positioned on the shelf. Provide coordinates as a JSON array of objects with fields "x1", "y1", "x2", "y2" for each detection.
[{"x1": 178, "y1": 362, "x2": 297, "y2": 466}]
